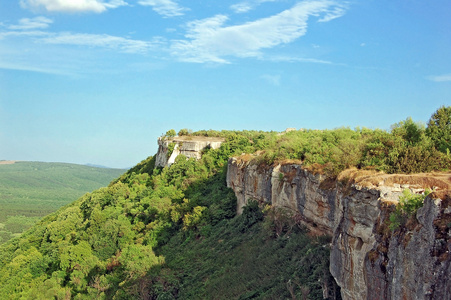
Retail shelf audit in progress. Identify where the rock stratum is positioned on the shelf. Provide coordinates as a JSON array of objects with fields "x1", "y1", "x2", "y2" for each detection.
[
  {"x1": 226, "y1": 154, "x2": 451, "y2": 300},
  {"x1": 155, "y1": 136, "x2": 224, "y2": 168}
]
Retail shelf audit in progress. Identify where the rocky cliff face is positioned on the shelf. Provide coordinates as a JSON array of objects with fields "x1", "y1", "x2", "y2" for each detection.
[
  {"x1": 155, "y1": 136, "x2": 224, "y2": 168},
  {"x1": 226, "y1": 155, "x2": 451, "y2": 300}
]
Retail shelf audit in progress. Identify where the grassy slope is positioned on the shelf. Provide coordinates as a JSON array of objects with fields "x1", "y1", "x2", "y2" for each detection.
[
  {"x1": 0, "y1": 161, "x2": 125, "y2": 244},
  {"x1": 148, "y1": 218, "x2": 339, "y2": 300}
]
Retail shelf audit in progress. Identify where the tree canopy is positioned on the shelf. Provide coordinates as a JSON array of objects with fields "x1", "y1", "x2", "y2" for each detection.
[{"x1": 426, "y1": 105, "x2": 451, "y2": 153}]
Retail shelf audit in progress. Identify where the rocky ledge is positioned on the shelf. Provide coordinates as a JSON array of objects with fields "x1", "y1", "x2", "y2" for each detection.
[
  {"x1": 226, "y1": 154, "x2": 451, "y2": 300},
  {"x1": 155, "y1": 136, "x2": 224, "y2": 168}
]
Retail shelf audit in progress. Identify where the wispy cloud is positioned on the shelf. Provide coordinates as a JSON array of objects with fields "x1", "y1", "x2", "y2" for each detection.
[
  {"x1": 8, "y1": 16, "x2": 53, "y2": 30},
  {"x1": 230, "y1": 0, "x2": 277, "y2": 14},
  {"x1": 138, "y1": 0, "x2": 188, "y2": 17},
  {"x1": 0, "y1": 30, "x2": 164, "y2": 76},
  {"x1": 103, "y1": 0, "x2": 128, "y2": 9},
  {"x1": 1, "y1": 25, "x2": 160, "y2": 54},
  {"x1": 40, "y1": 32, "x2": 159, "y2": 54},
  {"x1": 318, "y1": 3, "x2": 348, "y2": 22},
  {"x1": 171, "y1": 0, "x2": 348, "y2": 63},
  {"x1": 267, "y1": 55, "x2": 333, "y2": 64},
  {"x1": 0, "y1": 61, "x2": 72, "y2": 75},
  {"x1": 427, "y1": 73, "x2": 451, "y2": 82},
  {"x1": 20, "y1": 0, "x2": 127, "y2": 13},
  {"x1": 0, "y1": 30, "x2": 50, "y2": 39}
]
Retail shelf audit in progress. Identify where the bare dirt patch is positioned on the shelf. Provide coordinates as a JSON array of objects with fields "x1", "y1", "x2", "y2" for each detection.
[{"x1": 338, "y1": 167, "x2": 451, "y2": 191}]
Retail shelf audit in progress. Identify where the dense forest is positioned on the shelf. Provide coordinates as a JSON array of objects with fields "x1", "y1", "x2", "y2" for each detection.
[
  {"x1": 0, "y1": 106, "x2": 449, "y2": 299},
  {"x1": 0, "y1": 162, "x2": 125, "y2": 245}
]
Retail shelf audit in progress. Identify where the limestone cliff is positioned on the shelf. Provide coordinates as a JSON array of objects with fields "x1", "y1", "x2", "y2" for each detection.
[
  {"x1": 226, "y1": 154, "x2": 451, "y2": 300},
  {"x1": 155, "y1": 136, "x2": 224, "y2": 168}
]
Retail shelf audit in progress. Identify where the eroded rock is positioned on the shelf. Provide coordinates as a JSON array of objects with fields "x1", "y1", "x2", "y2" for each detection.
[{"x1": 226, "y1": 155, "x2": 451, "y2": 300}]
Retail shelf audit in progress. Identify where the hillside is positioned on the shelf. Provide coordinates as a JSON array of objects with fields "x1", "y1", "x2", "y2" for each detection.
[
  {"x1": 0, "y1": 107, "x2": 450, "y2": 299},
  {"x1": 0, "y1": 161, "x2": 126, "y2": 244}
]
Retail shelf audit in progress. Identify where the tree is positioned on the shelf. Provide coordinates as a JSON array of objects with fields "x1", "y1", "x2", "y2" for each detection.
[
  {"x1": 165, "y1": 129, "x2": 176, "y2": 138},
  {"x1": 391, "y1": 117, "x2": 425, "y2": 146},
  {"x1": 426, "y1": 106, "x2": 451, "y2": 153},
  {"x1": 178, "y1": 128, "x2": 192, "y2": 136}
]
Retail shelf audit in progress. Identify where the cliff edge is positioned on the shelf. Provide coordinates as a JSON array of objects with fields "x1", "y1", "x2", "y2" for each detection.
[
  {"x1": 226, "y1": 154, "x2": 451, "y2": 300},
  {"x1": 155, "y1": 136, "x2": 224, "y2": 168}
]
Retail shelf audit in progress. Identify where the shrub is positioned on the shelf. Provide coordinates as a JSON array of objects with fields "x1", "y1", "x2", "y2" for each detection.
[
  {"x1": 178, "y1": 128, "x2": 192, "y2": 136},
  {"x1": 167, "y1": 142, "x2": 176, "y2": 159},
  {"x1": 239, "y1": 200, "x2": 264, "y2": 232},
  {"x1": 389, "y1": 189, "x2": 430, "y2": 231}
]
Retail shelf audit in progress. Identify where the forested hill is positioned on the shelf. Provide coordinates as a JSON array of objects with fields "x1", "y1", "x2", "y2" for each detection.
[
  {"x1": 0, "y1": 107, "x2": 449, "y2": 299},
  {"x1": 0, "y1": 161, "x2": 126, "y2": 245}
]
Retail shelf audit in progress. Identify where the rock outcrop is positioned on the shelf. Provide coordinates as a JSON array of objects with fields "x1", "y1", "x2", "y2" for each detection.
[
  {"x1": 226, "y1": 154, "x2": 451, "y2": 300},
  {"x1": 155, "y1": 136, "x2": 224, "y2": 168}
]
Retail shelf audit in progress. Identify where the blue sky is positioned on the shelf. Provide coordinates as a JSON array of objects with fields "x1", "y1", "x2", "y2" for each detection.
[{"x1": 0, "y1": 0, "x2": 450, "y2": 168}]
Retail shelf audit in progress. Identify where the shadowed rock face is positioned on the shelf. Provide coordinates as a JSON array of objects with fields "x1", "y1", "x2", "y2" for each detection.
[
  {"x1": 226, "y1": 155, "x2": 451, "y2": 300},
  {"x1": 155, "y1": 136, "x2": 224, "y2": 168}
]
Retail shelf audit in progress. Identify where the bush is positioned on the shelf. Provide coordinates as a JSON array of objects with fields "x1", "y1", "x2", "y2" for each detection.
[
  {"x1": 389, "y1": 189, "x2": 430, "y2": 231},
  {"x1": 239, "y1": 200, "x2": 264, "y2": 232},
  {"x1": 167, "y1": 142, "x2": 176, "y2": 159},
  {"x1": 178, "y1": 128, "x2": 192, "y2": 136}
]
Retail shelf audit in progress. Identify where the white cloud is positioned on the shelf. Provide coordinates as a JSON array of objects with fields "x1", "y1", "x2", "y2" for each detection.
[
  {"x1": 39, "y1": 32, "x2": 157, "y2": 54},
  {"x1": 267, "y1": 55, "x2": 333, "y2": 64},
  {"x1": 230, "y1": 3, "x2": 253, "y2": 14},
  {"x1": 103, "y1": 0, "x2": 128, "y2": 9},
  {"x1": 138, "y1": 0, "x2": 187, "y2": 17},
  {"x1": 8, "y1": 17, "x2": 53, "y2": 30},
  {"x1": 318, "y1": 4, "x2": 348, "y2": 22},
  {"x1": 20, "y1": 0, "x2": 127, "y2": 13},
  {"x1": 0, "y1": 30, "x2": 50, "y2": 39},
  {"x1": 427, "y1": 73, "x2": 451, "y2": 82},
  {"x1": 171, "y1": 0, "x2": 347, "y2": 63},
  {"x1": 230, "y1": 0, "x2": 277, "y2": 14},
  {"x1": 1, "y1": 19, "x2": 160, "y2": 55}
]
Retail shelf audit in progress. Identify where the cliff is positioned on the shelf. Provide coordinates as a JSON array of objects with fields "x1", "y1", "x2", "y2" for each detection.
[
  {"x1": 226, "y1": 154, "x2": 451, "y2": 300},
  {"x1": 155, "y1": 136, "x2": 224, "y2": 168}
]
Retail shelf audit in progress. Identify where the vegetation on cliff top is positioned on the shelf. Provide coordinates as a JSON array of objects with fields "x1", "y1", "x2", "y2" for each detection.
[
  {"x1": 0, "y1": 106, "x2": 449, "y2": 299},
  {"x1": 184, "y1": 105, "x2": 451, "y2": 175}
]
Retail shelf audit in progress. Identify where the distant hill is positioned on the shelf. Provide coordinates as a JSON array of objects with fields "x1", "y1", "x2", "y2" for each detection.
[{"x1": 0, "y1": 161, "x2": 126, "y2": 244}]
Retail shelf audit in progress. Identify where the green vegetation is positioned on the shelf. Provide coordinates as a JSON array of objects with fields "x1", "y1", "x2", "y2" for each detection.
[
  {"x1": 0, "y1": 162, "x2": 125, "y2": 244},
  {"x1": 426, "y1": 105, "x2": 451, "y2": 154},
  {"x1": 182, "y1": 106, "x2": 451, "y2": 175},
  {"x1": 389, "y1": 189, "x2": 431, "y2": 231},
  {"x1": 167, "y1": 142, "x2": 177, "y2": 158},
  {"x1": 177, "y1": 128, "x2": 193, "y2": 136},
  {"x1": 150, "y1": 209, "x2": 338, "y2": 300},
  {"x1": 0, "y1": 133, "x2": 338, "y2": 299},
  {"x1": 0, "y1": 107, "x2": 449, "y2": 299},
  {"x1": 165, "y1": 129, "x2": 177, "y2": 138}
]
